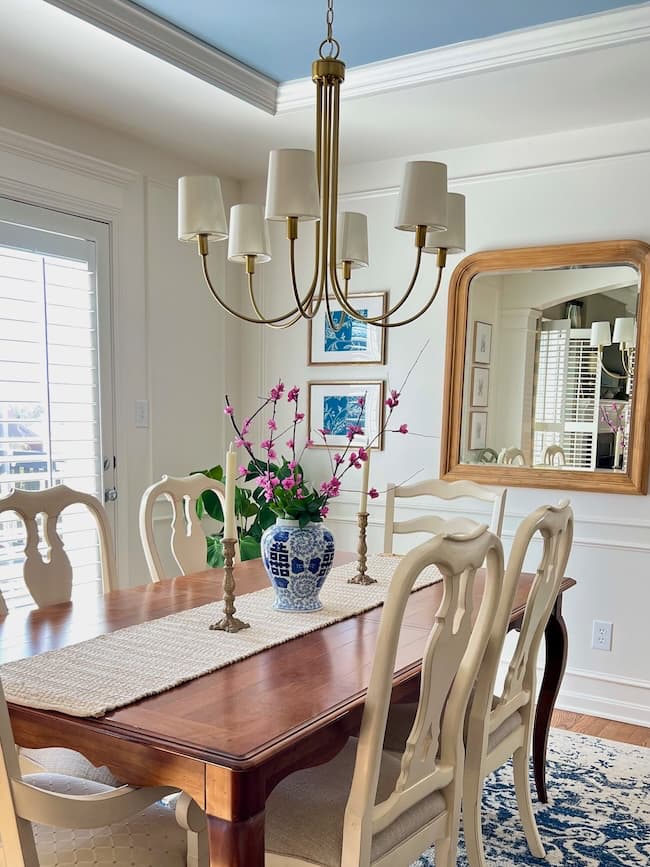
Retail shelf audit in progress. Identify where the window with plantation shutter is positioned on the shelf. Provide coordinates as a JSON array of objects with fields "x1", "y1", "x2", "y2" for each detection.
[
  {"x1": 0, "y1": 200, "x2": 114, "y2": 610},
  {"x1": 532, "y1": 321, "x2": 601, "y2": 469}
]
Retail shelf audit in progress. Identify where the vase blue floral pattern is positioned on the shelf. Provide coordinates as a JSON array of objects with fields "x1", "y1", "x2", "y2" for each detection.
[{"x1": 261, "y1": 518, "x2": 335, "y2": 612}]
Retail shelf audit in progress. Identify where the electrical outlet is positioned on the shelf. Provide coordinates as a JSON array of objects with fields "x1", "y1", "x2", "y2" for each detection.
[
  {"x1": 592, "y1": 620, "x2": 613, "y2": 651},
  {"x1": 135, "y1": 399, "x2": 149, "y2": 429}
]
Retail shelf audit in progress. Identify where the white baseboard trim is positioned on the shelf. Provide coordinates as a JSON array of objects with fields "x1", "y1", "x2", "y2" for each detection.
[{"x1": 496, "y1": 660, "x2": 650, "y2": 728}]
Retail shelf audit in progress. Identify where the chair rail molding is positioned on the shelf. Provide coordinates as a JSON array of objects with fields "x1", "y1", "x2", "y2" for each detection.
[
  {"x1": 43, "y1": 0, "x2": 277, "y2": 114},
  {"x1": 278, "y1": 4, "x2": 650, "y2": 111}
]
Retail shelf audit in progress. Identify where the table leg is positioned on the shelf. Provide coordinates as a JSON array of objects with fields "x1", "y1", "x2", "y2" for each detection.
[
  {"x1": 533, "y1": 594, "x2": 568, "y2": 803},
  {"x1": 207, "y1": 812, "x2": 265, "y2": 866}
]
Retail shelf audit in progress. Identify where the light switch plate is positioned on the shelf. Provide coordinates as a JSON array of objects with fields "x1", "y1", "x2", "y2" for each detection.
[{"x1": 135, "y1": 399, "x2": 149, "y2": 429}]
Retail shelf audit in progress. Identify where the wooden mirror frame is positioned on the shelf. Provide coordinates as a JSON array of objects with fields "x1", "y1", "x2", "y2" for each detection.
[{"x1": 440, "y1": 240, "x2": 650, "y2": 495}]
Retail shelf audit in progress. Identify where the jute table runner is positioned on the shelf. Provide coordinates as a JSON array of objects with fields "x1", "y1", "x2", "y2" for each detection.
[{"x1": 0, "y1": 555, "x2": 442, "y2": 718}]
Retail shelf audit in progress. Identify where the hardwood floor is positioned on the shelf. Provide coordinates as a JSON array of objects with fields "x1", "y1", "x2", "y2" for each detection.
[{"x1": 551, "y1": 709, "x2": 650, "y2": 748}]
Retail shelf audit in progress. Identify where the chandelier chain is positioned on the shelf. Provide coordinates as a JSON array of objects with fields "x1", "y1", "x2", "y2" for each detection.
[{"x1": 319, "y1": 0, "x2": 340, "y2": 59}]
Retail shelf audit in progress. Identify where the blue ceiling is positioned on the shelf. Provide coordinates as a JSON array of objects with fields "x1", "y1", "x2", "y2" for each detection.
[{"x1": 131, "y1": 0, "x2": 644, "y2": 81}]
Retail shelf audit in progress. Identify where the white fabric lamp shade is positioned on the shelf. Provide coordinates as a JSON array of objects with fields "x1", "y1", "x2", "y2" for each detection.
[
  {"x1": 265, "y1": 149, "x2": 320, "y2": 221},
  {"x1": 227, "y1": 204, "x2": 271, "y2": 264},
  {"x1": 395, "y1": 161, "x2": 448, "y2": 232},
  {"x1": 613, "y1": 316, "x2": 636, "y2": 346},
  {"x1": 423, "y1": 193, "x2": 466, "y2": 253},
  {"x1": 178, "y1": 176, "x2": 228, "y2": 242},
  {"x1": 590, "y1": 321, "x2": 612, "y2": 348},
  {"x1": 336, "y1": 212, "x2": 369, "y2": 269}
]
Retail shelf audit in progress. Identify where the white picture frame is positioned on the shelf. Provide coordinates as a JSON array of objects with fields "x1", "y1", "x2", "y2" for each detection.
[
  {"x1": 308, "y1": 292, "x2": 387, "y2": 365},
  {"x1": 307, "y1": 380, "x2": 385, "y2": 450},
  {"x1": 473, "y1": 321, "x2": 492, "y2": 365},
  {"x1": 471, "y1": 366, "x2": 489, "y2": 407},
  {"x1": 468, "y1": 411, "x2": 488, "y2": 450}
]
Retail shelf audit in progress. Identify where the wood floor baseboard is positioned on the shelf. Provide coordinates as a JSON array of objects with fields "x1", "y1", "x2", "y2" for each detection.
[{"x1": 551, "y1": 709, "x2": 650, "y2": 748}]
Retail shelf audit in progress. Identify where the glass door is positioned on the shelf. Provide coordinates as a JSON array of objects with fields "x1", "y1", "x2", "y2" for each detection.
[{"x1": 0, "y1": 199, "x2": 115, "y2": 608}]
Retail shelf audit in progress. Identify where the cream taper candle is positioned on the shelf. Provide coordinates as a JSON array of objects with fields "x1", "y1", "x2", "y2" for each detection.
[
  {"x1": 224, "y1": 442, "x2": 237, "y2": 539},
  {"x1": 359, "y1": 449, "x2": 371, "y2": 514}
]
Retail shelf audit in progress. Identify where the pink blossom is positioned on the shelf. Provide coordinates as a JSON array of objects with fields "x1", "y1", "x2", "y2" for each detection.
[
  {"x1": 241, "y1": 418, "x2": 251, "y2": 435},
  {"x1": 320, "y1": 476, "x2": 341, "y2": 498},
  {"x1": 357, "y1": 396, "x2": 365, "y2": 407},
  {"x1": 346, "y1": 424, "x2": 364, "y2": 440},
  {"x1": 238, "y1": 465, "x2": 247, "y2": 476},
  {"x1": 286, "y1": 439, "x2": 295, "y2": 449},
  {"x1": 358, "y1": 446, "x2": 369, "y2": 462},
  {"x1": 320, "y1": 506, "x2": 329, "y2": 518},
  {"x1": 398, "y1": 424, "x2": 408, "y2": 434},
  {"x1": 296, "y1": 488, "x2": 305, "y2": 499},
  {"x1": 333, "y1": 453, "x2": 344, "y2": 465},
  {"x1": 234, "y1": 437, "x2": 252, "y2": 449},
  {"x1": 306, "y1": 438, "x2": 314, "y2": 448},
  {"x1": 288, "y1": 460, "x2": 297, "y2": 470},
  {"x1": 281, "y1": 476, "x2": 295, "y2": 490},
  {"x1": 318, "y1": 427, "x2": 331, "y2": 437},
  {"x1": 368, "y1": 487, "x2": 380, "y2": 499},
  {"x1": 224, "y1": 404, "x2": 234, "y2": 416},
  {"x1": 287, "y1": 386, "x2": 300, "y2": 402},
  {"x1": 260, "y1": 439, "x2": 272, "y2": 450},
  {"x1": 267, "y1": 418, "x2": 277, "y2": 430},
  {"x1": 294, "y1": 412, "x2": 305, "y2": 422},
  {"x1": 270, "y1": 382, "x2": 285, "y2": 400},
  {"x1": 268, "y1": 448, "x2": 277, "y2": 459}
]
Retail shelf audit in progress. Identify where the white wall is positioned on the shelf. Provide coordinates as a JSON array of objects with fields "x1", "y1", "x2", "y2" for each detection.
[
  {"x1": 0, "y1": 90, "x2": 243, "y2": 585},
  {"x1": 241, "y1": 116, "x2": 650, "y2": 726}
]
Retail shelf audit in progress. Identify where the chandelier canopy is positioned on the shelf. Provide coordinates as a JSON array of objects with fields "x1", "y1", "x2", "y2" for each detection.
[{"x1": 178, "y1": 0, "x2": 466, "y2": 329}]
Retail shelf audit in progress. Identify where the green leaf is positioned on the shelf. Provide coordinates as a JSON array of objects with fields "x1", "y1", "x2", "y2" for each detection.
[
  {"x1": 206, "y1": 535, "x2": 224, "y2": 568},
  {"x1": 195, "y1": 496, "x2": 205, "y2": 520},
  {"x1": 258, "y1": 504, "x2": 276, "y2": 530},
  {"x1": 239, "y1": 536, "x2": 261, "y2": 561},
  {"x1": 202, "y1": 489, "x2": 224, "y2": 522}
]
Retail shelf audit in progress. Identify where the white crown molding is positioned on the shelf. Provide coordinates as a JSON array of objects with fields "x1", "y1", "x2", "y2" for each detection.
[
  {"x1": 0, "y1": 125, "x2": 138, "y2": 188},
  {"x1": 43, "y1": 0, "x2": 278, "y2": 114},
  {"x1": 278, "y1": 3, "x2": 650, "y2": 112}
]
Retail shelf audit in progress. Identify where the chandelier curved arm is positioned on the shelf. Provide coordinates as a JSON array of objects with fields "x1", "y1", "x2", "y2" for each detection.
[
  {"x1": 247, "y1": 274, "x2": 305, "y2": 329},
  {"x1": 598, "y1": 355, "x2": 629, "y2": 380},
  {"x1": 200, "y1": 254, "x2": 303, "y2": 326}
]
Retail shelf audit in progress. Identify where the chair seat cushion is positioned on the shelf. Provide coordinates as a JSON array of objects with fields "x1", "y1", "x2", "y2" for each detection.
[
  {"x1": 0, "y1": 773, "x2": 187, "y2": 867},
  {"x1": 266, "y1": 738, "x2": 446, "y2": 867},
  {"x1": 383, "y1": 699, "x2": 523, "y2": 755},
  {"x1": 20, "y1": 746, "x2": 121, "y2": 786}
]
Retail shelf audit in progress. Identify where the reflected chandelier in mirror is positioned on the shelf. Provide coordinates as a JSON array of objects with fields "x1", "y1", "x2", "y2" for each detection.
[{"x1": 441, "y1": 241, "x2": 650, "y2": 494}]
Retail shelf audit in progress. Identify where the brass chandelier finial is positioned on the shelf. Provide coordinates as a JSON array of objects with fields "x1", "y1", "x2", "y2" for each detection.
[{"x1": 178, "y1": 0, "x2": 466, "y2": 329}]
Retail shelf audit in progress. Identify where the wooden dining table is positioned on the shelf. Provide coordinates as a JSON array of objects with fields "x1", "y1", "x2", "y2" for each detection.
[{"x1": 0, "y1": 552, "x2": 575, "y2": 867}]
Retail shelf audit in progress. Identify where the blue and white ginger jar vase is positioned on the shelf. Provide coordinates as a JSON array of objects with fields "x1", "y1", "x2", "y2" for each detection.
[{"x1": 261, "y1": 518, "x2": 335, "y2": 612}]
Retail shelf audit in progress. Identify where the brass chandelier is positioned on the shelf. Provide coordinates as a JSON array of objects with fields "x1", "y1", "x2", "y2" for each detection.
[{"x1": 178, "y1": 0, "x2": 466, "y2": 329}]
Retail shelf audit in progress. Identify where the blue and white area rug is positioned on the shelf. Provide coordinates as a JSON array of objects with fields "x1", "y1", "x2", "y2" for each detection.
[{"x1": 413, "y1": 728, "x2": 650, "y2": 866}]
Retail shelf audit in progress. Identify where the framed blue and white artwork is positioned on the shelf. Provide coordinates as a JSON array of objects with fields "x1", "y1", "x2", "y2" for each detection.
[
  {"x1": 308, "y1": 292, "x2": 387, "y2": 365},
  {"x1": 307, "y1": 380, "x2": 385, "y2": 450}
]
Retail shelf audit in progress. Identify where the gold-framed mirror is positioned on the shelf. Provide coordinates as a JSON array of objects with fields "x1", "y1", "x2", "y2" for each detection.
[{"x1": 441, "y1": 240, "x2": 650, "y2": 494}]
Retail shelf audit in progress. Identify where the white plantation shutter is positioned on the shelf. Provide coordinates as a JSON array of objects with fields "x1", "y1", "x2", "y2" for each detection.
[
  {"x1": 532, "y1": 321, "x2": 601, "y2": 468},
  {"x1": 0, "y1": 203, "x2": 113, "y2": 609}
]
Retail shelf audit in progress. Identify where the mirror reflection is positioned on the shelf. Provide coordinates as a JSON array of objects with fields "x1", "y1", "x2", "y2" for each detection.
[{"x1": 460, "y1": 264, "x2": 640, "y2": 472}]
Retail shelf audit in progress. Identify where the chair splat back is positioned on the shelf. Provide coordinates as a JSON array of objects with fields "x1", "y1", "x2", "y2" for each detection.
[
  {"x1": 139, "y1": 473, "x2": 232, "y2": 582},
  {"x1": 0, "y1": 485, "x2": 116, "y2": 610},
  {"x1": 384, "y1": 478, "x2": 506, "y2": 554},
  {"x1": 342, "y1": 526, "x2": 504, "y2": 866}
]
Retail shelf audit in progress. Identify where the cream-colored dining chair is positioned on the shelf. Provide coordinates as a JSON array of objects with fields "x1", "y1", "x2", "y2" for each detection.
[
  {"x1": 0, "y1": 676, "x2": 207, "y2": 867},
  {"x1": 463, "y1": 501, "x2": 573, "y2": 867},
  {"x1": 543, "y1": 444, "x2": 566, "y2": 466},
  {"x1": 497, "y1": 447, "x2": 527, "y2": 466},
  {"x1": 0, "y1": 485, "x2": 116, "y2": 612},
  {"x1": 383, "y1": 478, "x2": 506, "y2": 554},
  {"x1": 139, "y1": 473, "x2": 237, "y2": 583},
  {"x1": 0, "y1": 486, "x2": 119, "y2": 784},
  {"x1": 265, "y1": 525, "x2": 504, "y2": 867}
]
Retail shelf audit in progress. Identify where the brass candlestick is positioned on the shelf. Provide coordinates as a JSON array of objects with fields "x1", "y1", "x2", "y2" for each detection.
[
  {"x1": 348, "y1": 512, "x2": 377, "y2": 585},
  {"x1": 209, "y1": 538, "x2": 250, "y2": 633}
]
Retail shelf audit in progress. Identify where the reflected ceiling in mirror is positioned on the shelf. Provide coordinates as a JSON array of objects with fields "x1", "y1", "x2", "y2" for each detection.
[
  {"x1": 461, "y1": 264, "x2": 639, "y2": 473},
  {"x1": 441, "y1": 241, "x2": 650, "y2": 494}
]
